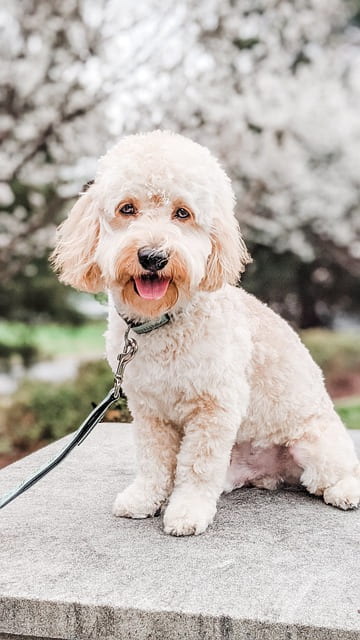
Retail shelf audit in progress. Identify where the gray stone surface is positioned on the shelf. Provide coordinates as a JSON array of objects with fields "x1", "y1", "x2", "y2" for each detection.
[{"x1": 0, "y1": 425, "x2": 359, "y2": 640}]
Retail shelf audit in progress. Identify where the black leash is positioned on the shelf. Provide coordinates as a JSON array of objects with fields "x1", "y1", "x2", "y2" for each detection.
[{"x1": 0, "y1": 327, "x2": 137, "y2": 510}]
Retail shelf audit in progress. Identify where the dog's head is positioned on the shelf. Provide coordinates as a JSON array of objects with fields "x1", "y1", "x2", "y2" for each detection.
[{"x1": 51, "y1": 131, "x2": 251, "y2": 319}]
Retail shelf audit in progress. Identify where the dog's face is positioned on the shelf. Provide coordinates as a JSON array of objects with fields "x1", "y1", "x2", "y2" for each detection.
[{"x1": 51, "y1": 131, "x2": 251, "y2": 319}]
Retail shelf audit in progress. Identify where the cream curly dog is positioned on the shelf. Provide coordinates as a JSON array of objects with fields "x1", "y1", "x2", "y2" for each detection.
[{"x1": 52, "y1": 130, "x2": 360, "y2": 536}]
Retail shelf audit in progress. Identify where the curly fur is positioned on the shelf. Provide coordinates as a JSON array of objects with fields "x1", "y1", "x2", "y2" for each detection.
[{"x1": 52, "y1": 130, "x2": 360, "y2": 536}]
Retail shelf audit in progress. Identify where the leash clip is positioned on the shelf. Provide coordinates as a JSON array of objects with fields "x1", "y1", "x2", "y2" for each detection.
[{"x1": 113, "y1": 327, "x2": 138, "y2": 399}]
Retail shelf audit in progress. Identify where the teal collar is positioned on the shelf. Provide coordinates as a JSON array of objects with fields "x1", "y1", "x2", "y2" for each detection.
[{"x1": 118, "y1": 311, "x2": 171, "y2": 335}]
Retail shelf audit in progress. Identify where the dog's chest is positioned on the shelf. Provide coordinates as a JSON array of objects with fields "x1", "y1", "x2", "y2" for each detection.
[
  {"x1": 124, "y1": 367, "x2": 193, "y2": 425},
  {"x1": 122, "y1": 331, "x2": 222, "y2": 421}
]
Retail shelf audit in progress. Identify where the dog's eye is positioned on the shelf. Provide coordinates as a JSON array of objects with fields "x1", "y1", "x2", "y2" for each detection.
[
  {"x1": 117, "y1": 203, "x2": 136, "y2": 215},
  {"x1": 174, "y1": 207, "x2": 191, "y2": 220}
]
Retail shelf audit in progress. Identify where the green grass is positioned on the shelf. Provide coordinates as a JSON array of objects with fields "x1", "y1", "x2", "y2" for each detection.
[
  {"x1": 335, "y1": 397, "x2": 360, "y2": 430},
  {"x1": 2, "y1": 322, "x2": 359, "y2": 364},
  {"x1": 0, "y1": 320, "x2": 106, "y2": 359},
  {"x1": 302, "y1": 329, "x2": 360, "y2": 374}
]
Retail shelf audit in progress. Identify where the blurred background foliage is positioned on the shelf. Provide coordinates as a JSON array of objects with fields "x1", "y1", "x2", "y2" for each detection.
[{"x1": 0, "y1": 0, "x2": 359, "y2": 467}]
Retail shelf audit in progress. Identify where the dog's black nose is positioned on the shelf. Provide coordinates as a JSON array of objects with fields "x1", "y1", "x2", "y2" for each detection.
[{"x1": 137, "y1": 247, "x2": 169, "y2": 272}]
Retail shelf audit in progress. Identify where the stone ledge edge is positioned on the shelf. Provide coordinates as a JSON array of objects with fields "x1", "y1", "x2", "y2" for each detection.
[{"x1": 1, "y1": 596, "x2": 359, "y2": 640}]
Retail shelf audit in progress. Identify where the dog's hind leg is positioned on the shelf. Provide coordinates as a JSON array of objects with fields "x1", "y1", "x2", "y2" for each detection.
[
  {"x1": 113, "y1": 415, "x2": 181, "y2": 519},
  {"x1": 289, "y1": 411, "x2": 360, "y2": 510}
]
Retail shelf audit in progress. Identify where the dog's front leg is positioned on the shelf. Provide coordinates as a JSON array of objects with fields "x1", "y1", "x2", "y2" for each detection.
[
  {"x1": 163, "y1": 404, "x2": 240, "y2": 536},
  {"x1": 113, "y1": 416, "x2": 180, "y2": 519}
]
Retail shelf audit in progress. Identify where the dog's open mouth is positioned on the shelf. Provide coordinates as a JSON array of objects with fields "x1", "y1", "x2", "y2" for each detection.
[{"x1": 133, "y1": 274, "x2": 171, "y2": 300}]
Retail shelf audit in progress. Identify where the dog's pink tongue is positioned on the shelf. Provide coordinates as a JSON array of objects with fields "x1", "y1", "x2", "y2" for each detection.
[{"x1": 135, "y1": 277, "x2": 170, "y2": 300}]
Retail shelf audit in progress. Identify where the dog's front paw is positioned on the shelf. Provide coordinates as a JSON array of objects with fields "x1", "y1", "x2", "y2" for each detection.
[
  {"x1": 323, "y1": 476, "x2": 360, "y2": 510},
  {"x1": 163, "y1": 493, "x2": 217, "y2": 536},
  {"x1": 113, "y1": 483, "x2": 163, "y2": 519}
]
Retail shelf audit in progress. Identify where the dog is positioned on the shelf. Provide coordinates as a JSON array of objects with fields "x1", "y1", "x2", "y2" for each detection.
[{"x1": 52, "y1": 130, "x2": 360, "y2": 536}]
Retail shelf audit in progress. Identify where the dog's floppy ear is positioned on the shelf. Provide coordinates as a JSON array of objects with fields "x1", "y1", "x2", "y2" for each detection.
[
  {"x1": 200, "y1": 216, "x2": 251, "y2": 292},
  {"x1": 50, "y1": 187, "x2": 104, "y2": 292}
]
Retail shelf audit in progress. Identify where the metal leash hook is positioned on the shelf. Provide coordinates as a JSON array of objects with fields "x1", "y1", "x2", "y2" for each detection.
[
  {"x1": 113, "y1": 326, "x2": 138, "y2": 399},
  {"x1": 0, "y1": 329, "x2": 138, "y2": 510}
]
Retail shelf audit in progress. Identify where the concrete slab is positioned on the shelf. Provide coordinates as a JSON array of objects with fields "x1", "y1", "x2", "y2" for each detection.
[{"x1": 0, "y1": 425, "x2": 359, "y2": 640}]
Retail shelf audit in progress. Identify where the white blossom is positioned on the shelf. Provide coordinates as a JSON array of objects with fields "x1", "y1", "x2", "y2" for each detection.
[{"x1": 1, "y1": 0, "x2": 359, "y2": 278}]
